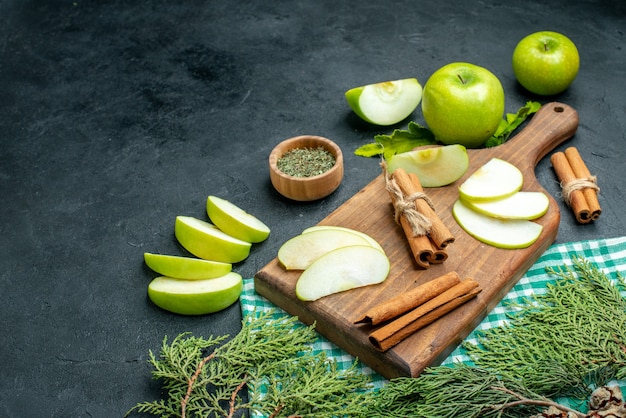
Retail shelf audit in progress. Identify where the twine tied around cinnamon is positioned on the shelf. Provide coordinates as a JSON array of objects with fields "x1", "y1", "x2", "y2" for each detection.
[
  {"x1": 382, "y1": 163, "x2": 435, "y2": 236},
  {"x1": 560, "y1": 175, "x2": 600, "y2": 208}
]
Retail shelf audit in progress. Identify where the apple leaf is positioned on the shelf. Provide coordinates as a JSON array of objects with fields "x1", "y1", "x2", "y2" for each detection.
[
  {"x1": 484, "y1": 101, "x2": 541, "y2": 148},
  {"x1": 354, "y1": 121, "x2": 436, "y2": 160}
]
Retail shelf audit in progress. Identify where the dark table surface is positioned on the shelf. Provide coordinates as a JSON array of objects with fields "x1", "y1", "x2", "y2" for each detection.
[{"x1": 2, "y1": 0, "x2": 625, "y2": 415}]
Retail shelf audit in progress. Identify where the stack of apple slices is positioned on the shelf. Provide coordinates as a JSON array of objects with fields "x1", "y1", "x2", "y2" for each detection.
[
  {"x1": 277, "y1": 226, "x2": 390, "y2": 301},
  {"x1": 145, "y1": 196, "x2": 270, "y2": 315},
  {"x1": 452, "y1": 158, "x2": 548, "y2": 249}
]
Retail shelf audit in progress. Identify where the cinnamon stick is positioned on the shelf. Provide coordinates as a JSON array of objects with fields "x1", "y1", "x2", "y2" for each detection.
[
  {"x1": 564, "y1": 147, "x2": 601, "y2": 220},
  {"x1": 550, "y1": 150, "x2": 598, "y2": 224},
  {"x1": 369, "y1": 279, "x2": 481, "y2": 352},
  {"x1": 355, "y1": 271, "x2": 461, "y2": 325}
]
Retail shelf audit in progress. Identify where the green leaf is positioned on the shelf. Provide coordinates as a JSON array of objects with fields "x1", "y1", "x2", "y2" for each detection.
[
  {"x1": 354, "y1": 121, "x2": 436, "y2": 160},
  {"x1": 485, "y1": 101, "x2": 541, "y2": 148}
]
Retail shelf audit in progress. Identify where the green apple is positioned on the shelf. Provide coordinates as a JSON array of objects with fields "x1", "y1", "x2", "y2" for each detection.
[
  {"x1": 295, "y1": 245, "x2": 390, "y2": 301},
  {"x1": 345, "y1": 78, "x2": 423, "y2": 126},
  {"x1": 206, "y1": 195, "x2": 270, "y2": 243},
  {"x1": 512, "y1": 31, "x2": 579, "y2": 96},
  {"x1": 462, "y1": 191, "x2": 549, "y2": 220},
  {"x1": 175, "y1": 216, "x2": 251, "y2": 263},
  {"x1": 452, "y1": 200, "x2": 543, "y2": 249},
  {"x1": 144, "y1": 252, "x2": 232, "y2": 280},
  {"x1": 301, "y1": 225, "x2": 384, "y2": 252},
  {"x1": 422, "y1": 62, "x2": 505, "y2": 148},
  {"x1": 458, "y1": 158, "x2": 523, "y2": 202},
  {"x1": 386, "y1": 144, "x2": 469, "y2": 187},
  {"x1": 148, "y1": 272, "x2": 243, "y2": 315},
  {"x1": 278, "y1": 228, "x2": 372, "y2": 270}
]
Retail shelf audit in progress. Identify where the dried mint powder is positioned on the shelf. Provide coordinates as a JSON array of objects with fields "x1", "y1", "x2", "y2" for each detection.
[{"x1": 277, "y1": 146, "x2": 336, "y2": 178}]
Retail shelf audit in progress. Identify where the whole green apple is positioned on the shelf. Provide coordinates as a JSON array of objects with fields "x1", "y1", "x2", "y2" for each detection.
[
  {"x1": 512, "y1": 31, "x2": 579, "y2": 96},
  {"x1": 422, "y1": 62, "x2": 505, "y2": 148}
]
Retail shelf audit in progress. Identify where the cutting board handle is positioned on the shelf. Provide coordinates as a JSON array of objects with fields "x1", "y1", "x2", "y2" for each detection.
[{"x1": 496, "y1": 102, "x2": 579, "y2": 172}]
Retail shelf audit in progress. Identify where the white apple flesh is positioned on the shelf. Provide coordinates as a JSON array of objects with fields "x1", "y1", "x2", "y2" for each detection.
[
  {"x1": 144, "y1": 252, "x2": 232, "y2": 280},
  {"x1": 175, "y1": 216, "x2": 251, "y2": 263},
  {"x1": 206, "y1": 195, "x2": 270, "y2": 243},
  {"x1": 386, "y1": 144, "x2": 469, "y2": 187},
  {"x1": 458, "y1": 158, "x2": 523, "y2": 202},
  {"x1": 148, "y1": 272, "x2": 243, "y2": 315},
  {"x1": 463, "y1": 191, "x2": 549, "y2": 220},
  {"x1": 295, "y1": 245, "x2": 390, "y2": 301},
  {"x1": 301, "y1": 225, "x2": 384, "y2": 252},
  {"x1": 345, "y1": 78, "x2": 422, "y2": 126},
  {"x1": 452, "y1": 199, "x2": 543, "y2": 249},
  {"x1": 278, "y1": 228, "x2": 372, "y2": 270}
]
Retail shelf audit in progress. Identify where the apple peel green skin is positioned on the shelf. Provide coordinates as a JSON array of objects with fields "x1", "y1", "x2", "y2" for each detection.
[
  {"x1": 458, "y1": 158, "x2": 523, "y2": 202},
  {"x1": 295, "y1": 245, "x2": 390, "y2": 301},
  {"x1": 207, "y1": 195, "x2": 270, "y2": 243},
  {"x1": 386, "y1": 144, "x2": 469, "y2": 187},
  {"x1": 301, "y1": 225, "x2": 384, "y2": 252},
  {"x1": 422, "y1": 62, "x2": 504, "y2": 148},
  {"x1": 278, "y1": 229, "x2": 372, "y2": 270},
  {"x1": 512, "y1": 31, "x2": 579, "y2": 96},
  {"x1": 452, "y1": 200, "x2": 543, "y2": 249},
  {"x1": 345, "y1": 78, "x2": 422, "y2": 126},
  {"x1": 144, "y1": 252, "x2": 232, "y2": 280},
  {"x1": 148, "y1": 272, "x2": 243, "y2": 315},
  {"x1": 462, "y1": 191, "x2": 549, "y2": 220},
  {"x1": 175, "y1": 216, "x2": 251, "y2": 263}
]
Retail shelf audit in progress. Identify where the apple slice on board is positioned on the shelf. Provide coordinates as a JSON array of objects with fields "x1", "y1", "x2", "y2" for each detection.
[
  {"x1": 144, "y1": 252, "x2": 232, "y2": 280},
  {"x1": 295, "y1": 245, "x2": 390, "y2": 301},
  {"x1": 175, "y1": 216, "x2": 251, "y2": 263},
  {"x1": 206, "y1": 195, "x2": 270, "y2": 243},
  {"x1": 452, "y1": 199, "x2": 543, "y2": 249},
  {"x1": 345, "y1": 78, "x2": 422, "y2": 126},
  {"x1": 301, "y1": 225, "x2": 384, "y2": 252},
  {"x1": 148, "y1": 272, "x2": 243, "y2": 315},
  {"x1": 278, "y1": 228, "x2": 373, "y2": 270},
  {"x1": 386, "y1": 144, "x2": 469, "y2": 187},
  {"x1": 463, "y1": 191, "x2": 549, "y2": 220},
  {"x1": 458, "y1": 158, "x2": 523, "y2": 202}
]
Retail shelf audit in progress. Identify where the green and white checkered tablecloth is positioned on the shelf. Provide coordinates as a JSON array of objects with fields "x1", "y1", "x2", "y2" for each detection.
[{"x1": 240, "y1": 236, "x2": 626, "y2": 411}]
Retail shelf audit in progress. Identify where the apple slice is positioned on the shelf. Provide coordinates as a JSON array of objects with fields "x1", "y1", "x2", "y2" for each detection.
[
  {"x1": 458, "y1": 158, "x2": 523, "y2": 202},
  {"x1": 148, "y1": 272, "x2": 243, "y2": 315},
  {"x1": 452, "y1": 199, "x2": 543, "y2": 249},
  {"x1": 144, "y1": 253, "x2": 232, "y2": 280},
  {"x1": 463, "y1": 191, "x2": 549, "y2": 220},
  {"x1": 278, "y1": 229, "x2": 372, "y2": 270},
  {"x1": 345, "y1": 78, "x2": 422, "y2": 126},
  {"x1": 296, "y1": 245, "x2": 390, "y2": 301},
  {"x1": 386, "y1": 144, "x2": 469, "y2": 187},
  {"x1": 175, "y1": 216, "x2": 251, "y2": 263},
  {"x1": 301, "y1": 225, "x2": 384, "y2": 252},
  {"x1": 206, "y1": 195, "x2": 270, "y2": 243}
]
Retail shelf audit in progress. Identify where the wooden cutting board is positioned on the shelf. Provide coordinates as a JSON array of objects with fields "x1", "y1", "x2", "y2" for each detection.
[{"x1": 255, "y1": 102, "x2": 579, "y2": 379}]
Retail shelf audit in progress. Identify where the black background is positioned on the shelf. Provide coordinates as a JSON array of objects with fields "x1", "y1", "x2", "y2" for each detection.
[{"x1": 1, "y1": 0, "x2": 625, "y2": 416}]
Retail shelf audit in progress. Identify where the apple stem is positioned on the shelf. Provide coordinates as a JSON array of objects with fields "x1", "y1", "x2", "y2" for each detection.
[{"x1": 457, "y1": 74, "x2": 466, "y2": 84}]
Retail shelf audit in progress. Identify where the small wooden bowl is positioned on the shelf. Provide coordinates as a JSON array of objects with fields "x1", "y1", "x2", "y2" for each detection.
[{"x1": 269, "y1": 135, "x2": 344, "y2": 201}]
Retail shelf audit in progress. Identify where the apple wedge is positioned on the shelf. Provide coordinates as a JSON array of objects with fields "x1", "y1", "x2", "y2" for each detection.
[
  {"x1": 278, "y1": 228, "x2": 372, "y2": 270},
  {"x1": 144, "y1": 253, "x2": 232, "y2": 280},
  {"x1": 458, "y1": 158, "x2": 523, "y2": 202},
  {"x1": 452, "y1": 199, "x2": 543, "y2": 249},
  {"x1": 345, "y1": 78, "x2": 422, "y2": 126},
  {"x1": 206, "y1": 195, "x2": 270, "y2": 243},
  {"x1": 148, "y1": 272, "x2": 243, "y2": 315},
  {"x1": 175, "y1": 216, "x2": 251, "y2": 263},
  {"x1": 295, "y1": 245, "x2": 390, "y2": 301},
  {"x1": 301, "y1": 225, "x2": 384, "y2": 252},
  {"x1": 386, "y1": 144, "x2": 469, "y2": 187},
  {"x1": 463, "y1": 191, "x2": 549, "y2": 220}
]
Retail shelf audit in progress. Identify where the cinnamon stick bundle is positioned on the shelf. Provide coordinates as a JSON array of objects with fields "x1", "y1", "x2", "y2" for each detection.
[
  {"x1": 385, "y1": 167, "x2": 454, "y2": 268},
  {"x1": 550, "y1": 147, "x2": 601, "y2": 224},
  {"x1": 355, "y1": 271, "x2": 461, "y2": 326},
  {"x1": 368, "y1": 279, "x2": 481, "y2": 352}
]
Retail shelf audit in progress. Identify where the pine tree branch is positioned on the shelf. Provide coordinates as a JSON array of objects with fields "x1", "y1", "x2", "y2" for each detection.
[{"x1": 489, "y1": 386, "x2": 586, "y2": 418}]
